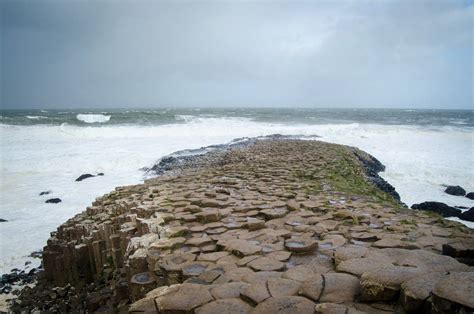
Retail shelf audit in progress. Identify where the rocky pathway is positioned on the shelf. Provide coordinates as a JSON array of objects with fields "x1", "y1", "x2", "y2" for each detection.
[{"x1": 13, "y1": 140, "x2": 474, "y2": 313}]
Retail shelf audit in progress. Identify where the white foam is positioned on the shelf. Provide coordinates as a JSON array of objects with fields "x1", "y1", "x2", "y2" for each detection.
[
  {"x1": 26, "y1": 116, "x2": 47, "y2": 120},
  {"x1": 76, "y1": 113, "x2": 111, "y2": 123},
  {"x1": 0, "y1": 118, "x2": 472, "y2": 273}
]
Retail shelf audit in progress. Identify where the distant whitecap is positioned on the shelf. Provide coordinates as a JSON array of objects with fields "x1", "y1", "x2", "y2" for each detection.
[{"x1": 76, "y1": 113, "x2": 111, "y2": 123}]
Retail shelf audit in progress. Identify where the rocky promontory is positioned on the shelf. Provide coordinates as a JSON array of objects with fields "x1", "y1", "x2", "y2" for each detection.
[{"x1": 12, "y1": 139, "x2": 474, "y2": 313}]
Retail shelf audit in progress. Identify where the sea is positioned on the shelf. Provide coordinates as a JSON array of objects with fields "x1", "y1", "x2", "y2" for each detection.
[{"x1": 0, "y1": 108, "x2": 473, "y2": 274}]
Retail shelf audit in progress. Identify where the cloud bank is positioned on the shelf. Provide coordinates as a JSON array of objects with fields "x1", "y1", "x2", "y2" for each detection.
[{"x1": 1, "y1": 0, "x2": 472, "y2": 109}]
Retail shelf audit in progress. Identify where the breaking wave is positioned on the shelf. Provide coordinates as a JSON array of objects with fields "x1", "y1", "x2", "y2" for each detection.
[{"x1": 76, "y1": 113, "x2": 111, "y2": 123}]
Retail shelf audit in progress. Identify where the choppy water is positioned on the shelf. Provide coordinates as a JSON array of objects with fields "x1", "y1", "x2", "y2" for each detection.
[
  {"x1": 0, "y1": 108, "x2": 473, "y2": 274},
  {"x1": 1, "y1": 108, "x2": 473, "y2": 127}
]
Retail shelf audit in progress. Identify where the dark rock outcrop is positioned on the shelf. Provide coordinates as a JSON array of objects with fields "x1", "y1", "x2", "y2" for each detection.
[
  {"x1": 75, "y1": 174, "x2": 95, "y2": 182},
  {"x1": 444, "y1": 185, "x2": 466, "y2": 196},
  {"x1": 460, "y1": 207, "x2": 474, "y2": 222},
  {"x1": 465, "y1": 192, "x2": 474, "y2": 200},
  {"x1": 45, "y1": 198, "x2": 62, "y2": 204},
  {"x1": 0, "y1": 218, "x2": 7, "y2": 222},
  {"x1": 352, "y1": 148, "x2": 402, "y2": 203},
  {"x1": 411, "y1": 201, "x2": 461, "y2": 218},
  {"x1": 39, "y1": 191, "x2": 51, "y2": 196}
]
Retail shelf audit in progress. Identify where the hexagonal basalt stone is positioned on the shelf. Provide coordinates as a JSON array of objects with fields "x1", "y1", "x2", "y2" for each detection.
[
  {"x1": 284, "y1": 238, "x2": 318, "y2": 253},
  {"x1": 299, "y1": 274, "x2": 324, "y2": 301},
  {"x1": 163, "y1": 226, "x2": 189, "y2": 238},
  {"x1": 318, "y1": 235, "x2": 347, "y2": 251},
  {"x1": 432, "y1": 272, "x2": 474, "y2": 312},
  {"x1": 400, "y1": 272, "x2": 448, "y2": 312},
  {"x1": 267, "y1": 277, "x2": 301, "y2": 297},
  {"x1": 350, "y1": 232, "x2": 379, "y2": 242},
  {"x1": 246, "y1": 218, "x2": 266, "y2": 231},
  {"x1": 260, "y1": 208, "x2": 288, "y2": 220},
  {"x1": 251, "y1": 296, "x2": 316, "y2": 314},
  {"x1": 129, "y1": 272, "x2": 157, "y2": 301},
  {"x1": 319, "y1": 273, "x2": 360, "y2": 303},
  {"x1": 213, "y1": 267, "x2": 255, "y2": 284},
  {"x1": 196, "y1": 298, "x2": 253, "y2": 314},
  {"x1": 333, "y1": 246, "x2": 369, "y2": 266},
  {"x1": 225, "y1": 239, "x2": 262, "y2": 257},
  {"x1": 265, "y1": 251, "x2": 291, "y2": 262},
  {"x1": 240, "y1": 281, "x2": 271, "y2": 305},
  {"x1": 156, "y1": 252, "x2": 197, "y2": 272},
  {"x1": 155, "y1": 283, "x2": 214, "y2": 312},
  {"x1": 198, "y1": 251, "x2": 230, "y2": 262},
  {"x1": 360, "y1": 265, "x2": 422, "y2": 301},
  {"x1": 181, "y1": 261, "x2": 213, "y2": 279},
  {"x1": 248, "y1": 257, "x2": 285, "y2": 272},
  {"x1": 197, "y1": 210, "x2": 221, "y2": 223},
  {"x1": 210, "y1": 281, "x2": 251, "y2": 299}
]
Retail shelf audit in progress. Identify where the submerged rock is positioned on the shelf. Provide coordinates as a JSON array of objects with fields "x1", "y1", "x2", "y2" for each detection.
[
  {"x1": 444, "y1": 185, "x2": 466, "y2": 196},
  {"x1": 45, "y1": 198, "x2": 62, "y2": 204},
  {"x1": 465, "y1": 192, "x2": 474, "y2": 200},
  {"x1": 411, "y1": 201, "x2": 461, "y2": 218}
]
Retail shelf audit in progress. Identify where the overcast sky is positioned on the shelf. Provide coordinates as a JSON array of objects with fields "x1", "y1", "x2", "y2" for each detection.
[{"x1": 1, "y1": 0, "x2": 472, "y2": 109}]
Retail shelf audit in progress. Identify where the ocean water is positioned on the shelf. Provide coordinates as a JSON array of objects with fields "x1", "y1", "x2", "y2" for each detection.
[{"x1": 0, "y1": 108, "x2": 473, "y2": 274}]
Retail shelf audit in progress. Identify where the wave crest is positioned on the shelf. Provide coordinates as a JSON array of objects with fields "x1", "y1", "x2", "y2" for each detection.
[{"x1": 76, "y1": 114, "x2": 111, "y2": 123}]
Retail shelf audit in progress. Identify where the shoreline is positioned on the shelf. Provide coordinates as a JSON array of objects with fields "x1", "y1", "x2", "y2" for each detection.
[{"x1": 4, "y1": 138, "x2": 474, "y2": 312}]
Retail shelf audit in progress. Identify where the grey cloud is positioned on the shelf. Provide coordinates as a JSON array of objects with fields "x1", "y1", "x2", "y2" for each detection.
[{"x1": 1, "y1": 0, "x2": 472, "y2": 109}]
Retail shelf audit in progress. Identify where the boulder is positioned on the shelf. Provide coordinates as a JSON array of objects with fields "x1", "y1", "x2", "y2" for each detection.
[
  {"x1": 444, "y1": 185, "x2": 466, "y2": 196},
  {"x1": 465, "y1": 192, "x2": 474, "y2": 200},
  {"x1": 75, "y1": 174, "x2": 95, "y2": 182},
  {"x1": 411, "y1": 202, "x2": 461, "y2": 218},
  {"x1": 460, "y1": 207, "x2": 474, "y2": 222},
  {"x1": 45, "y1": 198, "x2": 62, "y2": 204}
]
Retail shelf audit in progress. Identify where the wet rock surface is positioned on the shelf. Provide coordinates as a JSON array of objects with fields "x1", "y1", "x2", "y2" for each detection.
[
  {"x1": 460, "y1": 207, "x2": 474, "y2": 222},
  {"x1": 75, "y1": 173, "x2": 95, "y2": 182},
  {"x1": 10, "y1": 139, "x2": 474, "y2": 313},
  {"x1": 411, "y1": 201, "x2": 462, "y2": 218},
  {"x1": 45, "y1": 198, "x2": 62, "y2": 204},
  {"x1": 444, "y1": 185, "x2": 466, "y2": 196}
]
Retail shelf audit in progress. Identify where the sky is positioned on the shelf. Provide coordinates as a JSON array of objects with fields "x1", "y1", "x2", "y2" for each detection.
[{"x1": 0, "y1": 0, "x2": 473, "y2": 109}]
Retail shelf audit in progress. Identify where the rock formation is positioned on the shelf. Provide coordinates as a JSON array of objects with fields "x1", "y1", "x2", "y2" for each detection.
[{"x1": 12, "y1": 140, "x2": 474, "y2": 313}]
